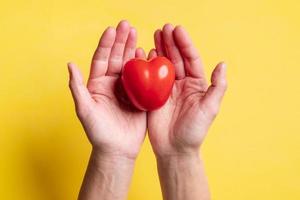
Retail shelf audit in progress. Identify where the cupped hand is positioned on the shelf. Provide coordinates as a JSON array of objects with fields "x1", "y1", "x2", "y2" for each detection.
[
  {"x1": 68, "y1": 20, "x2": 147, "y2": 160},
  {"x1": 146, "y1": 24, "x2": 227, "y2": 157}
]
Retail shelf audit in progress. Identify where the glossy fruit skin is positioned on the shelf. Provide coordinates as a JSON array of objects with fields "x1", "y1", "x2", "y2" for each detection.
[{"x1": 121, "y1": 56, "x2": 175, "y2": 111}]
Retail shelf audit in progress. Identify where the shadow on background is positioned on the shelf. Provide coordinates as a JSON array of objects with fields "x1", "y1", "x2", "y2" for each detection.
[{"x1": 17, "y1": 96, "x2": 89, "y2": 200}]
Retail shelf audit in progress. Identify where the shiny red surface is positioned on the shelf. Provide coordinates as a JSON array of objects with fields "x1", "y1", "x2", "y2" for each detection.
[{"x1": 121, "y1": 57, "x2": 175, "y2": 111}]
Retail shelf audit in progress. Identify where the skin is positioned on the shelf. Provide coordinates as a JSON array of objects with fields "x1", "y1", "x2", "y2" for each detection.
[
  {"x1": 68, "y1": 20, "x2": 147, "y2": 200},
  {"x1": 68, "y1": 20, "x2": 227, "y2": 200},
  {"x1": 146, "y1": 24, "x2": 227, "y2": 200}
]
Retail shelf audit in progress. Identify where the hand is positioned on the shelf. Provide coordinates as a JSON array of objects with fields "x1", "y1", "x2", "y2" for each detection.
[
  {"x1": 143, "y1": 23, "x2": 227, "y2": 200},
  {"x1": 147, "y1": 24, "x2": 227, "y2": 157},
  {"x1": 68, "y1": 20, "x2": 147, "y2": 160}
]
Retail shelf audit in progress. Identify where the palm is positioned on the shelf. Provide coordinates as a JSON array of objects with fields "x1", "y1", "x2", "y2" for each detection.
[
  {"x1": 148, "y1": 78, "x2": 210, "y2": 154},
  {"x1": 86, "y1": 76, "x2": 146, "y2": 157},
  {"x1": 147, "y1": 24, "x2": 227, "y2": 156},
  {"x1": 168, "y1": 78, "x2": 209, "y2": 143},
  {"x1": 68, "y1": 21, "x2": 147, "y2": 159}
]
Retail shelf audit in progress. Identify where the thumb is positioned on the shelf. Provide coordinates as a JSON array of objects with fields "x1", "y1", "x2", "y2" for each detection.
[
  {"x1": 68, "y1": 62, "x2": 93, "y2": 116},
  {"x1": 202, "y1": 62, "x2": 227, "y2": 115}
]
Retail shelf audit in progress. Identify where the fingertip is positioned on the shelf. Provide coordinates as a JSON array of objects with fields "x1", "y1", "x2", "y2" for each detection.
[
  {"x1": 105, "y1": 26, "x2": 116, "y2": 33},
  {"x1": 135, "y1": 47, "x2": 146, "y2": 59},
  {"x1": 102, "y1": 27, "x2": 116, "y2": 40},
  {"x1": 67, "y1": 62, "x2": 76, "y2": 72},
  {"x1": 99, "y1": 27, "x2": 116, "y2": 46},
  {"x1": 67, "y1": 62, "x2": 72, "y2": 68},
  {"x1": 119, "y1": 19, "x2": 130, "y2": 24},
  {"x1": 148, "y1": 48, "x2": 158, "y2": 60},
  {"x1": 216, "y1": 62, "x2": 227, "y2": 76},
  {"x1": 220, "y1": 62, "x2": 227, "y2": 86},
  {"x1": 67, "y1": 62, "x2": 73, "y2": 79},
  {"x1": 213, "y1": 62, "x2": 227, "y2": 90},
  {"x1": 130, "y1": 27, "x2": 136, "y2": 34},
  {"x1": 149, "y1": 48, "x2": 157, "y2": 54},
  {"x1": 174, "y1": 25, "x2": 184, "y2": 30},
  {"x1": 154, "y1": 29, "x2": 166, "y2": 56},
  {"x1": 173, "y1": 25, "x2": 191, "y2": 45},
  {"x1": 129, "y1": 27, "x2": 137, "y2": 38},
  {"x1": 67, "y1": 62, "x2": 84, "y2": 81},
  {"x1": 154, "y1": 29, "x2": 163, "y2": 43},
  {"x1": 163, "y1": 23, "x2": 174, "y2": 30},
  {"x1": 173, "y1": 25, "x2": 185, "y2": 39},
  {"x1": 219, "y1": 61, "x2": 226, "y2": 68},
  {"x1": 154, "y1": 29, "x2": 162, "y2": 37},
  {"x1": 174, "y1": 25, "x2": 186, "y2": 34},
  {"x1": 162, "y1": 23, "x2": 174, "y2": 34},
  {"x1": 117, "y1": 20, "x2": 130, "y2": 30},
  {"x1": 67, "y1": 62, "x2": 77, "y2": 87},
  {"x1": 136, "y1": 47, "x2": 144, "y2": 52}
]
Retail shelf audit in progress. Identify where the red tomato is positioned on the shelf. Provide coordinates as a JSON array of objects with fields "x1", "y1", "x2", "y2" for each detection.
[{"x1": 121, "y1": 57, "x2": 175, "y2": 111}]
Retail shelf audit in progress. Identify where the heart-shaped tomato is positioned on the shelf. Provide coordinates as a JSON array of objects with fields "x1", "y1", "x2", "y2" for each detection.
[{"x1": 121, "y1": 56, "x2": 175, "y2": 111}]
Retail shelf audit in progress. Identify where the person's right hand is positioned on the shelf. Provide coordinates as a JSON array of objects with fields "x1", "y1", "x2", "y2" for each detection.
[{"x1": 68, "y1": 20, "x2": 147, "y2": 160}]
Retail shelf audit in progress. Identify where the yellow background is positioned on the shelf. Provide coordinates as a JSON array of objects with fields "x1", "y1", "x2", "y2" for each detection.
[{"x1": 0, "y1": 0, "x2": 300, "y2": 199}]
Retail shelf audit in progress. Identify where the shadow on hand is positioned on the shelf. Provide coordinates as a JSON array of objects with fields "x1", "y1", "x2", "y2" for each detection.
[{"x1": 114, "y1": 77, "x2": 141, "y2": 113}]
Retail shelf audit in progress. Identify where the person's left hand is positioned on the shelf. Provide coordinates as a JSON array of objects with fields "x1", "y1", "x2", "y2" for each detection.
[{"x1": 145, "y1": 24, "x2": 227, "y2": 157}]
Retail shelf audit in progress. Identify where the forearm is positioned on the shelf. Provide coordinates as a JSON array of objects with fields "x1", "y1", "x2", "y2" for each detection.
[
  {"x1": 78, "y1": 149, "x2": 135, "y2": 200},
  {"x1": 157, "y1": 153, "x2": 210, "y2": 200}
]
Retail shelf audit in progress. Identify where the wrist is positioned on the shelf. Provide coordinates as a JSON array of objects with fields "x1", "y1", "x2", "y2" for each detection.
[
  {"x1": 90, "y1": 148, "x2": 136, "y2": 169},
  {"x1": 156, "y1": 151, "x2": 202, "y2": 170},
  {"x1": 78, "y1": 149, "x2": 135, "y2": 200},
  {"x1": 156, "y1": 152, "x2": 210, "y2": 200},
  {"x1": 155, "y1": 147, "x2": 200, "y2": 161}
]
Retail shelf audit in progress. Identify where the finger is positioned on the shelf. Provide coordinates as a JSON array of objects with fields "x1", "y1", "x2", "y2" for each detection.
[
  {"x1": 148, "y1": 48, "x2": 157, "y2": 60},
  {"x1": 89, "y1": 27, "x2": 116, "y2": 79},
  {"x1": 173, "y1": 25, "x2": 205, "y2": 79},
  {"x1": 107, "y1": 20, "x2": 130, "y2": 76},
  {"x1": 123, "y1": 27, "x2": 137, "y2": 64},
  {"x1": 154, "y1": 29, "x2": 166, "y2": 56},
  {"x1": 162, "y1": 24, "x2": 185, "y2": 79},
  {"x1": 68, "y1": 62, "x2": 93, "y2": 116},
  {"x1": 202, "y1": 62, "x2": 227, "y2": 115},
  {"x1": 135, "y1": 47, "x2": 146, "y2": 59}
]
